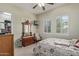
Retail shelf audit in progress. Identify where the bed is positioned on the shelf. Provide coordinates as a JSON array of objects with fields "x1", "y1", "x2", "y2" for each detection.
[{"x1": 33, "y1": 38, "x2": 79, "y2": 56}]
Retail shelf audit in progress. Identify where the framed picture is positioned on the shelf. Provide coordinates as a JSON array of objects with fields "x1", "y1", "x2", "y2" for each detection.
[{"x1": 33, "y1": 20, "x2": 38, "y2": 26}]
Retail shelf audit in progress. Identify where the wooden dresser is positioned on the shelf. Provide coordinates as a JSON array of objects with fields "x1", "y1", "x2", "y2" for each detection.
[
  {"x1": 22, "y1": 36, "x2": 35, "y2": 47},
  {"x1": 0, "y1": 34, "x2": 14, "y2": 56}
]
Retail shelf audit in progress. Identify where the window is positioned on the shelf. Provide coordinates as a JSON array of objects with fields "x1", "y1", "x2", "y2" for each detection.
[
  {"x1": 56, "y1": 16, "x2": 69, "y2": 34},
  {"x1": 44, "y1": 20, "x2": 51, "y2": 33}
]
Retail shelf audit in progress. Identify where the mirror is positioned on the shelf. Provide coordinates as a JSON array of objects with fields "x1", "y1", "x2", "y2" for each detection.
[
  {"x1": 22, "y1": 20, "x2": 32, "y2": 37},
  {"x1": 0, "y1": 12, "x2": 11, "y2": 34}
]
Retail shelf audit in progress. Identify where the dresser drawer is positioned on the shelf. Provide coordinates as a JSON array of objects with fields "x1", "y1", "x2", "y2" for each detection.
[{"x1": 22, "y1": 36, "x2": 34, "y2": 47}]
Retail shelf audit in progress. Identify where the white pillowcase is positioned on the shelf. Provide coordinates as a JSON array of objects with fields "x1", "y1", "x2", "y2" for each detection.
[
  {"x1": 45, "y1": 38, "x2": 70, "y2": 46},
  {"x1": 35, "y1": 33, "x2": 41, "y2": 40},
  {"x1": 54, "y1": 38, "x2": 70, "y2": 46},
  {"x1": 70, "y1": 39, "x2": 79, "y2": 46}
]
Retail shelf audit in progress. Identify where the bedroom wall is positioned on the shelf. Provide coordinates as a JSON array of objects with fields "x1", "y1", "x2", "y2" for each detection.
[
  {"x1": 0, "y1": 4, "x2": 37, "y2": 41},
  {"x1": 37, "y1": 3, "x2": 79, "y2": 39}
]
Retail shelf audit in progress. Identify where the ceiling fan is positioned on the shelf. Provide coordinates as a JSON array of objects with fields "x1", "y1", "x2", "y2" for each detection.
[{"x1": 33, "y1": 3, "x2": 54, "y2": 10}]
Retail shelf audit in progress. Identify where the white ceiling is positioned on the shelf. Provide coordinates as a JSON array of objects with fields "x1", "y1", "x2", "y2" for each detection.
[{"x1": 13, "y1": 3, "x2": 65, "y2": 15}]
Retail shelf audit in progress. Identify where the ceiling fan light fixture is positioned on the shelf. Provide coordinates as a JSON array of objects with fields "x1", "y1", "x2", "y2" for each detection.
[
  {"x1": 38, "y1": 3, "x2": 45, "y2": 7},
  {"x1": 33, "y1": 3, "x2": 54, "y2": 11}
]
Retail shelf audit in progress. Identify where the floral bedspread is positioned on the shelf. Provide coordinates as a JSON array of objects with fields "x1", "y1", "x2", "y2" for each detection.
[{"x1": 33, "y1": 38, "x2": 79, "y2": 56}]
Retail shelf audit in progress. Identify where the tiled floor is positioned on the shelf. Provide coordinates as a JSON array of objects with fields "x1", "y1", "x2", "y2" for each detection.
[{"x1": 14, "y1": 44, "x2": 36, "y2": 56}]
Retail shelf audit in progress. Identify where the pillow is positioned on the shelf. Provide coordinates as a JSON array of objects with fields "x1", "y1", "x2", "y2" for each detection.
[
  {"x1": 75, "y1": 41, "x2": 79, "y2": 48},
  {"x1": 70, "y1": 39, "x2": 79, "y2": 46},
  {"x1": 34, "y1": 33, "x2": 41, "y2": 41},
  {"x1": 54, "y1": 42, "x2": 70, "y2": 47},
  {"x1": 54, "y1": 39, "x2": 70, "y2": 46}
]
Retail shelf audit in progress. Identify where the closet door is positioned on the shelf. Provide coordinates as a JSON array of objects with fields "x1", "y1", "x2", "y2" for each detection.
[
  {"x1": 2, "y1": 36, "x2": 11, "y2": 56},
  {"x1": 0, "y1": 37, "x2": 3, "y2": 55},
  {"x1": 0, "y1": 35, "x2": 14, "y2": 56}
]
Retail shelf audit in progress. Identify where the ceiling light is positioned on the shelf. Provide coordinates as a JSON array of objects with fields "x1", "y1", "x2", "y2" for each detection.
[
  {"x1": 41, "y1": 3, "x2": 45, "y2": 6},
  {"x1": 38, "y1": 3, "x2": 45, "y2": 7},
  {"x1": 3, "y1": 12, "x2": 11, "y2": 15}
]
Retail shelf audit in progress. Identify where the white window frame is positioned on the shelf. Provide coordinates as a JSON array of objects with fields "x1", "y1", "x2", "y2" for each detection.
[{"x1": 56, "y1": 16, "x2": 69, "y2": 34}]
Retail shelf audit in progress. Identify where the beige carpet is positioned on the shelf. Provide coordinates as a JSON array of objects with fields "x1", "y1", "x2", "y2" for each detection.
[{"x1": 14, "y1": 44, "x2": 36, "y2": 56}]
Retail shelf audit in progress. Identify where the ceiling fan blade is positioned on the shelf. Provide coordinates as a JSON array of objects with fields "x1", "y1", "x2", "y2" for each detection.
[
  {"x1": 47, "y1": 3, "x2": 54, "y2": 5},
  {"x1": 42, "y1": 6, "x2": 45, "y2": 10},
  {"x1": 33, "y1": 4, "x2": 38, "y2": 9}
]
